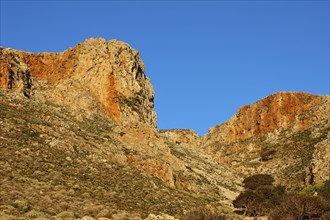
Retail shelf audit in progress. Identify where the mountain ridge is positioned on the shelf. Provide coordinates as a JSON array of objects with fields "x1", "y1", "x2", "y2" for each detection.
[
  {"x1": 0, "y1": 38, "x2": 329, "y2": 220},
  {"x1": 0, "y1": 38, "x2": 157, "y2": 128}
]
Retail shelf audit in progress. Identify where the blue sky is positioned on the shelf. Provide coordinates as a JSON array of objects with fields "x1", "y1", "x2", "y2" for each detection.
[{"x1": 1, "y1": 1, "x2": 329, "y2": 135}]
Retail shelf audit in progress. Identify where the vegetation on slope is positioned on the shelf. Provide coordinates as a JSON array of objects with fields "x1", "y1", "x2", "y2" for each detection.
[
  {"x1": 0, "y1": 89, "x2": 223, "y2": 219},
  {"x1": 233, "y1": 174, "x2": 330, "y2": 219}
]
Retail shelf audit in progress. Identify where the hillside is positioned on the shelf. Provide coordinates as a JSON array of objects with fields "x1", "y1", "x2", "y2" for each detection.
[
  {"x1": 0, "y1": 38, "x2": 329, "y2": 220},
  {"x1": 0, "y1": 88, "x2": 243, "y2": 220},
  {"x1": 202, "y1": 92, "x2": 330, "y2": 190}
]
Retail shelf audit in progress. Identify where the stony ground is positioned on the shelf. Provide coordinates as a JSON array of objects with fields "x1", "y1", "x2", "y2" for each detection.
[
  {"x1": 0, "y1": 89, "x2": 242, "y2": 220},
  {"x1": 1, "y1": 88, "x2": 328, "y2": 220}
]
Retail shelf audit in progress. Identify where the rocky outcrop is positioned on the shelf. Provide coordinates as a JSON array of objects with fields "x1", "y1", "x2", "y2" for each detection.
[
  {"x1": 0, "y1": 38, "x2": 156, "y2": 127},
  {"x1": 305, "y1": 123, "x2": 330, "y2": 184},
  {"x1": 202, "y1": 92, "x2": 330, "y2": 189},
  {"x1": 0, "y1": 50, "x2": 33, "y2": 97},
  {"x1": 159, "y1": 129, "x2": 201, "y2": 147},
  {"x1": 0, "y1": 38, "x2": 239, "y2": 197},
  {"x1": 203, "y1": 92, "x2": 329, "y2": 144}
]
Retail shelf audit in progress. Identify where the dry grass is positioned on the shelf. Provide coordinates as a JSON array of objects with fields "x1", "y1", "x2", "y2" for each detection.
[{"x1": 0, "y1": 89, "x2": 222, "y2": 219}]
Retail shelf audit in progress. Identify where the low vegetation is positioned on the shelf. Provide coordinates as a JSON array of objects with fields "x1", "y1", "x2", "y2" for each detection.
[
  {"x1": 0, "y1": 89, "x2": 221, "y2": 219},
  {"x1": 183, "y1": 207, "x2": 227, "y2": 220},
  {"x1": 260, "y1": 147, "x2": 276, "y2": 161},
  {"x1": 233, "y1": 174, "x2": 330, "y2": 219}
]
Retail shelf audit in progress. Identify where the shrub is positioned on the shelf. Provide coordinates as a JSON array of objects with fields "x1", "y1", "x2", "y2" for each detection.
[
  {"x1": 233, "y1": 190, "x2": 258, "y2": 209},
  {"x1": 12, "y1": 200, "x2": 30, "y2": 213},
  {"x1": 234, "y1": 174, "x2": 285, "y2": 217},
  {"x1": 269, "y1": 193, "x2": 330, "y2": 220},
  {"x1": 260, "y1": 147, "x2": 276, "y2": 161},
  {"x1": 243, "y1": 174, "x2": 274, "y2": 190},
  {"x1": 269, "y1": 194, "x2": 305, "y2": 220},
  {"x1": 304, "y1": 196, "x2": 330, "y2": 219},
  {"x1": 184, "y1": 207, "x2": 227, "y2": 220},
  {"x1": 321, "y1": 211, "x2": 330, "y2": 220},
  {"x1": 236, "y1": 176, "x2": 330, "y2": 219},
  {"x1": 318, "y1": 180, "x2": 330, "y2": 202},
  {"x1": 233, "y1": 190, "x2": 263, "y2": 217},
  {"x1": 24, "y1": 210, "x2": 46, "y2": 219}
]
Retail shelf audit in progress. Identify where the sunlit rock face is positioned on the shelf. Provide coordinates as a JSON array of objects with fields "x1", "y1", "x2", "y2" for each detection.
[
  {"x1": 0, "y1": 38, "x2": 157, "y2": 128},
  {"x1": 203, "y1": 92, "x2": 328, "y2": 144},
  {"x1": 1, "y1": 37, "x2": 329, "y2": 220},
  {"x1": 202, "y1": 92, "x2": 330, "y2": 189}
]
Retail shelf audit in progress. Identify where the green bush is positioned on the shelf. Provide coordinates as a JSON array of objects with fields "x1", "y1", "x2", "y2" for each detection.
[
  {"x1": 233, "y1": 190, "x2": 262, "y2": 216},
  {"x1": 235, "y1": 176, "x2": 330, "y2": 219},
  {"x1": 233, "y1": 185, "x2": 285, "y2": 217},
  {"x1": 243, "y1": 174, "x2": 274, "y2": 190},
  {"x1": 255, "y1": 185, "x2": 284, "y2": 199}
]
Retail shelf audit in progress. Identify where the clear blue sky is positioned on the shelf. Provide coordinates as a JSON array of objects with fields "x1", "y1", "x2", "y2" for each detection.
[{"x1": 1, "y1": 1, "x2": 329, "y2": 135}]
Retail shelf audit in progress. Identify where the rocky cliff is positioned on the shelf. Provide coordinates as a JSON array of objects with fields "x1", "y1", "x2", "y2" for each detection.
[
  {"x1": 202, "y1": 92, "x2": 330, "y2": 189},
  {"x1": 0, "y1": 38, "x2": 156, "y2": 127},
  {"x1": 0, "y1": 38, "x2": 329, "y2": 219},
  {"x1": 203, "y1": 92, "x2": 328, "y2": 143},
  {"x1": 0, "y1": 39, "x2": 243, "y2": 219}
]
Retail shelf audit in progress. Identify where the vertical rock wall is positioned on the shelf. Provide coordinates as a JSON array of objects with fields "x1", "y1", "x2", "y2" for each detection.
[{"x1": 0, "y1": 38, "x2": 157, "y2": 128}]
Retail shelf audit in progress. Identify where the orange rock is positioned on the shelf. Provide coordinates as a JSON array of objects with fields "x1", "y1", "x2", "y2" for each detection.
[
  {"x1": 0, "y1": 38, "x2": 156, "y2": 127},
  {"x1": 204, "y1": 92, "x2": 329, "y2": 143}
]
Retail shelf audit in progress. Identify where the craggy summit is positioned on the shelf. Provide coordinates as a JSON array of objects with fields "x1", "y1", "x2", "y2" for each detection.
[{"x1": 0, "y1": 38, "x2": 156, "y2": 127}]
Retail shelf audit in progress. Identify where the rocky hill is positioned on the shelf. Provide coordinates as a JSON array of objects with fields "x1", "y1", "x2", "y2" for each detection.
[
  {"x1": 0, "y1": 88, "x2": 238, "y2": 220},
  {"x1": 0, "y1": 38, "x2": 329, "y2": 220},
  {"x1": 202, "y1": 92, "x2": 330, "y2": 189},
  {"x1": 0, "y1": 38, "x2": 156, "y2": 127}
]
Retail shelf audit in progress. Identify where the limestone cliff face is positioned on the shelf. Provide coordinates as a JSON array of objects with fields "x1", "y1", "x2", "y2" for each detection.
[
  {"x1": 0, "y1": 38, "x2": 156, "y2": 127},
  {"x1": 202, "y1": 92, "x2": 330, "y2": 188},
  {"x1": 307, "y1": 135, "x2": 330, "y2": 184},
  {"x1": 159, "y1": 129, "x2": 201, "y2": 147},
  {"x1": 203, "y1": 92, "x2": 328, "y2": 144},
  {"x1": 0, "y1": 49, "x2": 33, "y2": 97}
]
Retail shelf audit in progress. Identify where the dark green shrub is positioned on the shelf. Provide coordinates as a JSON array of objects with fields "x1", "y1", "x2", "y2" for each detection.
[
  {"x1": 233, "y1": 190, "x2": 263, "y2": 216},
  {"x1": 243, "y1": 174, "x2": 274, "y2": 190},
  {"x1": 234, "y1": 174, "x2": 286, "y2": 217},
  {"x1": 255, "y1": 185, "x2": 275, "y2": 199},
  {"x1": 233, "y1": 190, "x2": 257, "y2": 209},
  {"x1": 260, "y1": 147, "x2": 276, "y2": 161},
  {"x1": 234, "y1": 176, "x2": 330, "y2": 219}
]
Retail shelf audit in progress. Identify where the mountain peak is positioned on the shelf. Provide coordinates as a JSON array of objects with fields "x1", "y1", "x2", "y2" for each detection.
[
  {"x1": 204, "y1": 91, "x2": 329, "y2": 143},
  {"x1": 0, "y1": 38, "x2": 156, "y2": 127}
]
